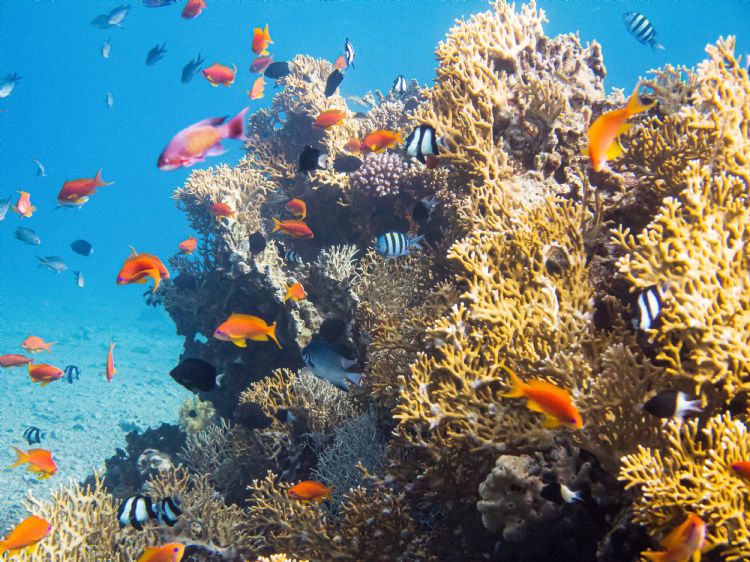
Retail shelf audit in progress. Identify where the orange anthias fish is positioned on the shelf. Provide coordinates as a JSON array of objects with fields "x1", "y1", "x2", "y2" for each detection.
[
  {"x1": 8, "y1": 447, "x2": 58, "y2": 480},
  {"x1": 137, "y1": 543, "x2": 185, "y2": 562},
  {"x1": 251, "y1": 23, "x2": 272, "y2": 55},
  {"x1": 181, "y1": 0, "x2": 206, "y2": 19},
  {"x1": 285, "y1": 198, "x2": 306, "y2": 219},
  {"x1": 178, "y1": 236, "x2": 198, "y2": 254},
  {"x1": 334, "y1": 55, "x2": 346, "y2": 70},
  {"x1": 313, "y1": 109, "x2": 346, "y2": 129},
  {"x1": 248, "y1": 75, "x2": 265, "y2": 100},
  {"x1": 288, "y1": 480, "x2": 333, "y2": 502},
  {"x1": 587, "y1": 86, "x2": 655, "y2": 172},
  {"x1": 502, "y1": 365, "x2": 583, "y2": 429},
  {"x1": 361, "y1": 129, "x2": 404, "y2": 154},
  {"x1": 116, "y1": 248, "x2": 170, "y2": 292},
  {"x1": 21, "y1": 336, "x2": 56, "y2": 353},
  {"x1": 202, "y1": 62, "x2": 236, "y2": 87},
  {"x1": 0, "y1": 515, "x2": 52, "y2": 557},
  {"x1": 272, "y1": 218, "x2": 313, "y2": 239},
  {"x1": 641, "y1": 514, "x2": 706, "y2": 562},
  {"x1": 106, "y1": 338, "x2": 116, "y2": 382},
  {"x1": 56, "y1": 169, "x2": 113, "y2": 208},
  {"x1": 343, "y1": 137, "x2": 361, "y2": 154},
  {"x1": 210, "y1": 202, "x2": 236, "y2": 219},
  {"x1": 0, "y1": 354, "x2": 32, "y2": 368},
  {"x1": 28, "y1": 363, "x2": 64, "y2": 386},
  {"x1": 283, "y1": 282, "x2": 305, "y2": 302},
  {"x1": 731, "y1": 461, "x2": 750, "y2": 480},
  {"x1": 13, "y1": 191, "x2": 36, "y2": 218},
  {"x1": 213, "y1": 313, "x2": 281, "y2": 348}
]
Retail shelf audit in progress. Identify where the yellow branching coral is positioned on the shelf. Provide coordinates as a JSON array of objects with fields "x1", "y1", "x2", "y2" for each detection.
[{"x1": 620, "y1": 414, "x2": 750, "y2": 561}]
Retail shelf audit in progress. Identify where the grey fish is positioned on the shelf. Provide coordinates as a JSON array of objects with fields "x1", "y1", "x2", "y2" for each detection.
[
  {"x1": 102, "y1": 38, "x2": 112, "y2": 59},
  {"x1": 15, "y1": 227, "x2": 40, "y2": 245},
  {"x1": 181, "y1": 54, "x2": 205, "y2": 84},
  {"x1": 37, "y1": 256, "x2": 68, "y2": 273},
  {"x1": 74, "y1": 270, "x2": 85, "y2": 288},
  {"x1": 106, "y1": 92, "x2": 114, "y2": 108},
  {"x1": 91, "y1": 14, "x2": 113, "y2": 29},
  {"x1": 31, "y1": 158, "x2": 46, "y2": 177},
  {"x1": 0, "y1": 73, "x2": 20, "y2": 98},
  {"x1": 0, "y1": 197, "x2": 10, "y2": 221},
  {"x1": 302, "y1": 340, "x2": 362, "y2": 391},
  {"x1": 143, "y1": 0, "x2": 177, "y2": 6},
  {"x1": 107, "y1": 5, "x2": 131, "y2": 28},
  {"x1": 333, "y1": 154, "x2": 363, "y2": 173},
  {"x1": 146, "y1": 43, "x2": 167, "y2": 66}
]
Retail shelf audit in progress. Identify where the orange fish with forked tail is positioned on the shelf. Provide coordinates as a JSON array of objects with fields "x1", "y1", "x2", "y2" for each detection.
[
  {"x1": 21, "y1": 336, "x2": 55, "y2": 353},
  {"x1": 178, "y1": 236, "x2": 197, "y2": 254},
  {"x1": 0, "y1": 515, "x2": 52, "y2": 557},
  {"x1": 288, "y1": 480, "x2": 333, "y2": 502},
  {"x1": 137, "y1": 543, "x2": 185, "y2": 562},
  {"x1": 28, "y1": 363, "x2": 64, "y2": 386},
  {"x1": 8, "y1": 447, "x2": 58, "y2": 480},
  {"x1": 501, "y1": 365, "x2": 583, "y2": 429},
  {"x1": 213, "y1": 313, "x2": 281, "y2": 348},
  {"x1": 283, "y1": 282, "x2": 305, "y2": 302},
  {"x1": 56, "y1": 169, "x2": 113, "y2": 208},
  {"x1": 202, "y1": 62, "x2": 236, "y2": 87},
  {"x1": 587, "y1": 86, "x2": 655, "y2": 172},
  {"x1": 313, "y1": 109, "x2": 346, "y2": 129},
  {"x1": 272, "y1": 218, "x2": 313, "y2": 239},
  {"x1": 641, "y1": 514, "x2": 706, "y2": 562},
  {"x1": 251, "y1": 23, "x2": 272, "y2": 55},
  {"x1": 116, "y1": 247, "x2": 169, "y2": 292},
  {"x1": 360, "y1": 129, "x2": 404, "y2": 154}
]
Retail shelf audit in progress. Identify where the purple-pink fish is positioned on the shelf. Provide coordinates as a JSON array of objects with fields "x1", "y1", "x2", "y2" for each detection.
[
  {"x1": 157, "y1": 107, "x2": 249, "y2": 170},
  {"x1": 250, "y1": 55, "x2": 274, "y2": 73}
]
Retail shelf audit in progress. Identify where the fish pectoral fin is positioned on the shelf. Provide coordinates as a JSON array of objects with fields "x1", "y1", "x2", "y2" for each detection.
[
  {"x1": 205, "y1": 143, "x2": 226, "y2": 157},
  {"x1": 329, "y1": 376, "x2": 350, "y2": 392},
  {"x1": 605, "y1": 138, "x2": 625, "y2": 161},
  {"x1": 542, "y1": 416, "x2": 561, "y2": 429},
  {"x1": 526, "y1": 399, "x2": 544, "y2": 413},
  {"x1": 231, "y1": 338, "x2": 247, "y2": 348}
]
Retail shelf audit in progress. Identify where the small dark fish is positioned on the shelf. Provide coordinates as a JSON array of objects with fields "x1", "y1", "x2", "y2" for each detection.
[
  {"x1": 37, "y1": 256, "x2": 68, "y2": 273},
  {"x1": 274, "y1": 407, "x2": 297, "y2": 425},
  {"x1": 299, "y1": 145, "x2": 328, "y2": 173},
  {"x1": 413, "y1": 197, "x2": 437, "y2": 223},
  {"x1": 405, "y1": 124, "x2": 440, "y2": 164},
  {"x1": 333, "y1": 154, "x2": 363, "y2": 173},
  {"x1": 344, "y1": 37, "x2": 355, "y2": 69},
  {"x1": 143, "y1": 0, "x2": 178, "y2": 6},
  {"x1": 181, "y1": 54, "x2": 205, "y2": 84},
  {"x1": 15, "y1": 227, "x2": 40, "y2": 245},
  {"x1": 71, "y1": 239, "x2": 94, "y2": 256},
  {"x1": 353, "y1": 111, "x2": 368, "y2": 119},
  {"x1": 169, "y1": 357, "x2": 218, "y2": 392},
  {"x1": 635, "y1": 284, "x2": 666, "y2": 330},
  {"x1": 324, "y1": 69, "x2": 344, "y2": 97},
  {"x1": 392, "y1": 74, "x2": 407, "y2": 95},
  {"x1": 31, "y1": 159, "x2": 46, "y2": 177},
  {"x1": 63, "y1": 365, "x2": 81, "y2": 384},
  {"x1": 146, "y1": 43, "x2": 168, "y2": 66},
  {"x1": 74, "y1": 270, "x2": 85, "y2": 288},
  {"x1": 643, "y1": 390, "x2": 702, "y2": 421},
  {"x1": 264, "y1": 61, "x2": 290, "y2": 80},
  {"x1": 284, "y1": 248, "x2": 303, "y2": 265},
  {"x1": 623, "y1": 12, "x2": 665, "y2": 50},
  {"x1": 249, "y1": 231, "x2": 267, "y2": 253},
  {"x1": 233, "y1": 402, "x2": 273, "y2": 430},
  {"x1": 23, "y1": 426, "x2": 46, "y2": 446},
  {"x1": 541, "y1": 482, "x2": 582, "y2": 504}
]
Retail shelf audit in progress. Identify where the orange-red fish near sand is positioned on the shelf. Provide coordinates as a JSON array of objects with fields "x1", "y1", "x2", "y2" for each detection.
[
  {"x1": 284, "y1": 198, "x2": 306, "y2": 219},
  {"x1": 56, "y1": 169, "x2": 113, "y2": 208},
  {"x1": 210, "y1": 202, "x2": 235, "y2": 219},
  {"x1": 334, "y1": 55, "x2": 346, "y2": 70},
  {"x1": 137, "y1": 543, "x2": 185, "y2": 562},
  {"x1": 641, "y1": 514, "x2": 706, "y2": 562},
  {"x1": 587, "y1": 86, "x2": 655, "y2": 172},
  {"x1": 0, "y1": 515, "x2": 52, "y2": 557},
  {"x1": 283, "y1": 282, "x2": 305, "y2": 302},
  {"x1": 178, "y1": 236, "x2": 197, "y2": 254},
  {"x1": 213, "y1": 313, "x2": 281, "y2": 348},
  {"x1": 28, "y1": 363, "x2": 64, "y2": 386},
  {"x1": 361, "y1": 129, "x2": 404, "y2": 154},
  {"x1": 251, "y1": 24, "x2": 272, "y2": 55},
  {"x1": 502, "y1": 365, "x2": 583, "y2": 429},
  {"x1": 202, "y1": 62, "x2": 236, "y2": 87},
  {"x1": 106, "y1": 338, "x2": 116, "y2": 382},
  {"x1": 272, "y1": 218, "x2": 313, "y2": 239},
  {"x1": 0, "y1": 354, "x2": 32, "y2": 368},
  {"x1": 8, "y1": 447, "x2": 58, "y2": 480},
  {"x1": 248, "y1": 75, "x2": 265, "y2": 100},
  {"x1": 116, "y1": 248, "x2": 170, "y2": 292},
  {"x1": 21, "y1": 336, "x2": 56, "y2": 353},
  {"x1": 344, "y1": 138, "x2": 361, "y2": 154},
  {"x1": 13, "y1": 191, "x2": 36, "y2": 218},
  {"x1": 731, "y1": 461, "x2": 750, "y2": 480},
  {"x1": 313, "y1": 109, "x2": 346, "y2": 129},
  {"x1": 181, "y1": 0, "x2": 205, "y2": 19},
  {"x1": 287, "y1": 480, "x2": 333, "y2": 502}
]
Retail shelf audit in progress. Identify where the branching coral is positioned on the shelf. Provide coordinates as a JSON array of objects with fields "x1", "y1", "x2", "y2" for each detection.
[{"x1": 314, "y1": 244, "x2": 360, "y2": 285}]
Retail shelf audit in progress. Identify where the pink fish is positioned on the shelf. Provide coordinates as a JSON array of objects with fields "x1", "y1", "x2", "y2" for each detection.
[
  {"x1": 250, "y1": 55, "x2": 274, "y2": 73},
  {"x1": 157, "y1": 107, "x2": 249, "y2": 171}
]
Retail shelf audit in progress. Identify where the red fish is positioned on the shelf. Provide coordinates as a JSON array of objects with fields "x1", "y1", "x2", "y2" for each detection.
[
  {"x1": 8, "y1": 447, "x2": 58, "y2": 480},
  {"x1": 181, "y1": 0, "x2": 206, "y2": 19},
  {"x1": 138, "y1": 543, "x2": 185, "y2": 562},
  {"x1": 13, "y1": 191, "x2": 36, "y2": 218},
  {"x1": 251, "y1": 23, "x2": 272, "y2": 55},
  {"x1": 0, "y1": 515, "x2": 52, "y2": 557},
  {"x1": 214, "y1": 313, "x2": 281, "y2": 348},
  {"x1": 361, "y1": 129, "x2": 404, "y2": 154},
  {"x1": 157, "y1": 107, "x2": 248, "y2": 170},
  {"x1": 116, "y1": 248, "x2": 170, "y2": 292},
  {"x1": 250, "y1": 55, "x2": 273, "y2": 73},
  {"x1": 178, "y1": 236, "x2": 197, "y2": 254},
  {"x1": 56, "y1": 169, "x2": 113, "y2": 208},
  {"x1": 0, "y1": 354, "x2": 32, "y2": 368},
  {"x1": 21, "y1": 336, "x2": 55, "y2": 353},
  {"x1": 283, "y1": 282, "x2": 305, "y2": 302},
  {"x1": 285, "y1": 198, "x2": 306, "y2": 219},
  {"x1": 202, "y1": 62, "x2": 236, "y2": 87},
  {"x1": 313, "y1": 109, "x2": 346, "y2": 129},
  {"x1": 248, "y1": 76, "x2": 265, "y2": 100},
  {"x1": 272, "y1": 218, "x2": 313, "y2": 239},
  {"x1": 106, "y1": 338, "x2": 116, "y2": 382},
  {"x1": 210, "y1": 202, "x2": 235, "y2": 219},
  {"x1": 334, "y1": 55, "x2": 346, "y2": 70},
  {"x1": 288, "y1": 480, "x2": 333, "y2": 502},
  {"x1": 641, "y1": 514, "x2": 706, "y2": 562},
  {"x1": 28, "y1": 363, "x2": 64, "y2": 386}
]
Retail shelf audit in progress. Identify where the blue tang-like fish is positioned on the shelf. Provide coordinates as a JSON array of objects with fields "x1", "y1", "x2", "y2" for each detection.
[{"x1": 302, "y1": 340, "x2": 362, "y2": 391}]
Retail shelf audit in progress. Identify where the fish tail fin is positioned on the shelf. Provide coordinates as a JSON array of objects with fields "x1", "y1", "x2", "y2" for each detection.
[
  {"x1": 93, "y1": 169, "x2": 113, "y2": 187},
  {"x1": 223, "y1": 107, "x2": 249, "y2": 141},
  {"x1": 409, "y1": 234, "x2": 425, "y2": 249},
  {"x1": 500, "y1": 364, "x2": 527, "y2": 398},
  {"x1": 267, "y1": 322, "x2": 282, "y2": 349},
  {"x1": 148, "y1": 269, "x2": 161, "y2": 292},
  {"x1": 641, "y1": 552, "x2": 668, "y2": 562},
  {"x1": 8, "y1": 447, "x2": 29, "y2": 468},
  {"x1": 396, "y1": 127, "x2": 406, "y2": 144},
  {"x1": 346, "y1": 372, "x2": 362, "y2": 386},
  {"x1": 626, "y1": 86, "x2": 656, "y2": 116},
  {"x1": 272, "y1": 217, "x2": 282, "y2": 232},
  {"x1": 652, "y1": 41, "x2": 666, "y2": 51},
  {"x1": 0, "y1": 540, "x2": 7, "y2": 556}
]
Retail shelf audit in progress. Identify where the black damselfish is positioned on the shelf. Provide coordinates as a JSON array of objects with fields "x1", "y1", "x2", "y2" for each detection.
[
  {"x1": 249, "y1": 231, "x2": 267, "y2": 253},
  {"x1": 324, "y1": 69, "x2": 344, "y2": 97},
  {"x1": 264, "y1": 61, "x2": 290, "y2": 80},
  {"x1": 70, "y1": 239, "x2": 94, "y2": 256},
  {"x1": 333, "y1": 154, "x2": 363, "y2": 173},
  {"x1": 169, "y1": 358, "x2": 218, "y2": 392},
  {"x1": 299, "y1": 146, "x2": 327, "y2": 173}
]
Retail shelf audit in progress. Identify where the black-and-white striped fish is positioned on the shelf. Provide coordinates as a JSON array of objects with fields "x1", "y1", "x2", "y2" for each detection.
[
  {"x1": 344, "y1": 37, "x2": 355, "y2": 69},
  {"x1": 635, "y1": 284, "x2": 666, "y2": 330},
  {"x1": 392, "y1": 74, "x2": 407, "y2": 95},
  {"x1": 643, "y1": 389, "x2": 702, "y2": 421},
  {"x1": 156, "y1": 497, "x2": 181, "y2": 526},
  {"x1": 118, "y1": 496, "x2": 159, "y2": 530},
  {"x1": 623, "y1": 12, "x2": 665, "y2": 50},
  {"x1": 23, "y1": 426, "x2": 46, "y2": 446},
  {"x1": 405, "y1": 125, "x2": 440, "y2": 164},
  {"x1": 284, "y1": 248, "x2": 303, "y2": 265},
  {"x1": 374, "y1": 232, "x2": 424, "y2": 258}
]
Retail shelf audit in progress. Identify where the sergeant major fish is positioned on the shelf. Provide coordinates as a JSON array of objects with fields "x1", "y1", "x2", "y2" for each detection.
[
  {"x1": 374, "y1": 232, "x2": 424, "y2": 258},
  {"x1": 301, "y1": 340, "x2": 361, "y2": 391},
  {"x1": 623, "y1": 12, "x2": 665, "y2": 51}
]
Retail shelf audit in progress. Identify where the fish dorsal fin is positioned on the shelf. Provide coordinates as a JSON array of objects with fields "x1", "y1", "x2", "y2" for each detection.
[{"x1": 129, "y1": 246, "x2": 138, "y2": 257}]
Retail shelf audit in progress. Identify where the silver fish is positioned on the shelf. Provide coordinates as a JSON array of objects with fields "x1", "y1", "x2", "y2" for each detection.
[
  {"x1": 15, "y1": 227, "x2": 41, "y2": 245},
  {"x1": 91, "y1": 14, "x2": 113, "y2": 29},
  {"x1": 146, "y1": 43, "x2": 167, "y2": 66},
  {"x1": 0, "y1": 197, "x2": 10, "y2": 221},
  {"x1": 31, "y1": 158, "x2": 46, "y2": 177},
  {"x1": 302, "y1": 340, "x2": 362, "y2": 391},
  {"x1": 0, "y1": 73, "x2": 20, "y2": 98},
  {"x1": 106, "y1": 92, "x2": 114, "y2": 108},
  {"x1": 37, "y1": 256, "x2": 68, "y2": 273},
  {"x1": 181, "y1": 54, "x2": 205, "y2": 84},
  {"x1": 74, "y1": 270, "x2": 85, "y2": 288},
  {"x1": 107, "y1": 5, "x2": 130, "y2": 28},
  {"x1": 102, "y1": 38, "x2": 112, "y2": 59}
]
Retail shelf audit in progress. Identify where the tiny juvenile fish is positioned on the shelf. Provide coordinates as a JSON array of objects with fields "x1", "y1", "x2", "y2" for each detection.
[
  {"x1": 213, "y1": 313, "x2": 281, "y2": 348},
  {"x1": 146, "y1": 43, "x2": 168, "y2": 66},
  {"x1": 0, "y1": 515, "x2": 52, "y2": 557},
  {"x1": 37, "y1": 256, "x2": 68, "y2": 273},
  {"x1": 623, "y1": 12, "x2": 665, "y2": 51},
  {"x1": 272, "y1": 218, "x2": 313, "y2": 239},
  {"x1": 8, "y1": 447, "x2": 58, "y2": 479},
  {"x1": 15, "y1": 227, "x2": 41, "y2": 245},
  {"x1": 251, "y1": 23, "x2": 273, "y2": 55},
  {"x1": 302, "y1": 340, "x2": 361, "y2": 391},
  {"x1": 181, "y1": 54, "x2": 205, "y2": 84},
  {"x1": 102, "y1": 37, "x2": 112, "y2": 59},
  {"x1": 374, "y1": 232, "x2": 423, "y2": 258},
  {"x1": 288, "y1": 480, "x2": 333, "y2": 502},
  {"x1": 23, "y1": 426, "x2": 46, "y2": 446}
]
